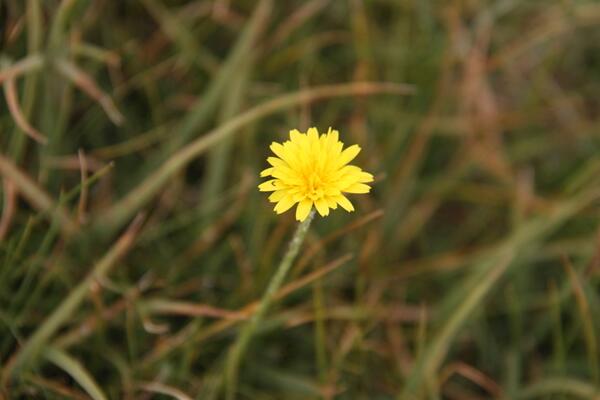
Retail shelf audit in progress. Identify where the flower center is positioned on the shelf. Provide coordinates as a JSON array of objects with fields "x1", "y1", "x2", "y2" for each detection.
[{"x1": 306, "y1": 173, "x2": 325, "y2": 200}]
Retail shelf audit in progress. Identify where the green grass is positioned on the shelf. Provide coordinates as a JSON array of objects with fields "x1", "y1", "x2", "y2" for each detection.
[{"x1": 1, "y1": 0, "x2": 600, "y2": 399}]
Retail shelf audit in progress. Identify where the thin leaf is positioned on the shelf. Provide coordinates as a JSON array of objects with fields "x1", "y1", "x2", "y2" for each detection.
[{"x1": 44, "y1": 347, "x2": 108, "y2": 400}]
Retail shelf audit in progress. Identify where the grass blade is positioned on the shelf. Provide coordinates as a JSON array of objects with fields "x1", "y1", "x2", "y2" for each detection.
[{"x1": 44, "y1": 346, "x2": 108, "y2": 400}]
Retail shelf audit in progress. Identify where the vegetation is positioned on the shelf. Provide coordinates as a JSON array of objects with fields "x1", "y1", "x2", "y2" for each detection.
[{"x1": 1, "y1": 0, "x2": 599, "y2": 398}]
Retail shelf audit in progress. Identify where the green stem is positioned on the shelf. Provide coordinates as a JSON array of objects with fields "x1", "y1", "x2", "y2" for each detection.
[{"x1": 225, "y1": 210, "x2": 315, "y2": 399}]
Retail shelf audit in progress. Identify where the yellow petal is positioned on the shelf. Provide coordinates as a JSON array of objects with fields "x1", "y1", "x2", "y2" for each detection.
[
  {"x1": 330, "y1": 129, "x2": 339, "y2": 138},
  {"x1": 282, "y1": 141, "x2": 301, "y2": 168},
  {"x1": 326, "y1": 197, "x2": 338, "y2": 209},
  {"x1": 336, "y1": 144, "x2": 361, "y2": 167},
  {"x1": 260, "y1": 167, "x2": 274, "y2": 177},
  {"x1": 290, "y1": 129, "x2": 303, "y2": 143},
  {"x1": 274, "y1": 196, "x2": 296, "y2": 214},
  {"x1": 269, "y1": 191, "x2": 287, "y2": 202},
  {"x1": 357, "y1": 171, "x2": 374, "y2": 182},
  {"x1": 258, "y1": 180, "x2": 277, "y2": 192},
  {"x1": 296, "y1": 199, "x2": 313, "y2": 221},
  {"x1": 325, "y1": 188, "x2": 342, "y2": 196},
  {"x1": 333, "y1": 165, "x2": 363, "y2": 180},
  {"x1": 334, "y1": 195, "x2": 354, "y2": 212},
  {"x1": 267, "y1": 157, "x2": 287, "y2": 168},
  {"x1": 344, "y1": 183, "x2": 371, "y2": 194},
  {"x1": 271, "y1": 169, "x2": 303, "y2": 185},
  {"x1": 270, "y1": 142, "x2": 286, "y2": 159},
  {"x1": 314, "y1": 198, "x2": 329, "y2": 216},
  {"x1": 326, "y1": 128, "x2": 338, "y2": 143}
]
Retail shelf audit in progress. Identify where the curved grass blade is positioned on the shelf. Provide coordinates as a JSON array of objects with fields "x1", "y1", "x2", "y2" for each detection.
[{"x1": 44, "y1": 346, "x2": 108, "y2": 400}]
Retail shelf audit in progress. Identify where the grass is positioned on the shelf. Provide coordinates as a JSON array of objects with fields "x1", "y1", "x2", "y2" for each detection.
[{"x1": 1, "y1": 0, "x2": 600, "y2": 399}]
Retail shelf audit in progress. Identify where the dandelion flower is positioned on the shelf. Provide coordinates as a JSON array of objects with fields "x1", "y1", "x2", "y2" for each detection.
[{"x1": 258, "y1": 127, "x2": 374, "y2": 221}]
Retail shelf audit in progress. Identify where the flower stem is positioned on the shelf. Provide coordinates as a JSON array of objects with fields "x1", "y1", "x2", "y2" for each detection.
[{"x1": 225, "y1": 210, "x2": 315, "y2": 399}]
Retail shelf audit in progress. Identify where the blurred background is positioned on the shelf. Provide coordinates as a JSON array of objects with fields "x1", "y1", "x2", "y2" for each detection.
[{"x1": 1, "y1": 0, "x2": 600, "y2": 399}]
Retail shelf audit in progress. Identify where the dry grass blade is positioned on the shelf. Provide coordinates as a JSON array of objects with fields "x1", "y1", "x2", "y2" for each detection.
[
  {"x1": 0, "y1": 54, "x2": 43, "y2": 84},
  {"x1": 439, "y1": 362, "x2": 503, "y2": 398},
  {"x1": 3, "y1": 76, "x2": 47, "y2": 144},
  {"x1": 0, "y1": 154, "x2": 75, "y2": 235},
  {"x1": 137, "y1": 381, "x2": 193, "y2": 400},
  {"x1": 54, "y1": 59, "x2": 124, "y2": 125},
  {"x1": 98, "y1": 81, "x2": 415, "y2": 235},
  {"x1": 276, "y1": 254, "x2": 353, "y2": 301},
  {"x1": 145, "y1": 300, "x2": 246, "y2": 320},
  {"x1": 43, "y1": 154, "x2": 105, "y2": 172}
]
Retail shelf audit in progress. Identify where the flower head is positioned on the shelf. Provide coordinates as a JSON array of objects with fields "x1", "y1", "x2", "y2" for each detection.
[{"x1": 258, "y1": 127, "x2": 374, "y2": 221}]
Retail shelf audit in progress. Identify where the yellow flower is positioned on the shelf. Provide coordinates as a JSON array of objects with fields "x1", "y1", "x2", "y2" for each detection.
[{"x1": 258, "y1": 127, "x2": 374, "y2": 221}]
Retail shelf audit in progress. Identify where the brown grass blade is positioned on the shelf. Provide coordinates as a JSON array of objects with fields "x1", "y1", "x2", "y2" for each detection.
[
  {"x1": 54, "y1": 59, "x2": 124, "y2": 125},
  {"x1": 0, "y1": 54, "x2": 43, "y2": 84},
  {"x1": 3, "y1": 77, "x2": 47, "y2": 144},
  {"x1": 0, "y1": 154, "x2": 76, "y2": 235}
]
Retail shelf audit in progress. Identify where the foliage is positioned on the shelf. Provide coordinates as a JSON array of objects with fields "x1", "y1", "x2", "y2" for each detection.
[{"x1": 1, "y1": 0, "x2": 600, "y2": 398}]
